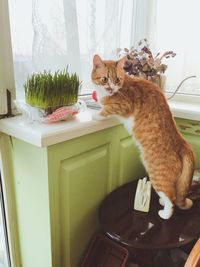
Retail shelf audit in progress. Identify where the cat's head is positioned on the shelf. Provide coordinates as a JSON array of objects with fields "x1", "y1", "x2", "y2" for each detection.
[{"x1": 91, "y1": 55, "x2": 126, "y2": 95}]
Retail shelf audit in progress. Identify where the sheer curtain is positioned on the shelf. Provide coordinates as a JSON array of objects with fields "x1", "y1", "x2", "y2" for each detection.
[
  {"x1": 8, "y1": 0, "x2": 149, "y2": 98},
  {"x1": 5, "y1": 1, "x2": 200, "y2": 102},
  {"x1": 152, "y1": 0, "x2": 200, "y2": 96}
]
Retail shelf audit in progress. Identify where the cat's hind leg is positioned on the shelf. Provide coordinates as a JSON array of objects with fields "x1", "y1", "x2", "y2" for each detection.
[
  {"x1": 159, "y1": 197, "x2": 164, "y2": 206},
  {"x1": 157, "y1": 192, "x2": 174, "y2": 220}
]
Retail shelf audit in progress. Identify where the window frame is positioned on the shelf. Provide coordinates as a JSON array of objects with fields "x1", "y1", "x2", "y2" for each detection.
[
  {"x1": 166, "y1": 92, "x2": 200, "y2": 104},
  {"x1": 0, "y1": 0, "x2": 15, "y2": 116}
]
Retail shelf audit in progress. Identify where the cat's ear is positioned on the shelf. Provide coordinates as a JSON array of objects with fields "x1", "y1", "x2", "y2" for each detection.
[
  {"x1": 117, "y1": 56, "x2": 127, "y2": 69},
  {"x1": 93, "y1": 54, "x2": 104, "y2": 69}
]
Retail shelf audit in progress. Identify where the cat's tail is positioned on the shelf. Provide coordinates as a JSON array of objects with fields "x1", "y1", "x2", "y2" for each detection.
[{"x1": 175, "y1": 150, "x2": 194, "y2": 209}]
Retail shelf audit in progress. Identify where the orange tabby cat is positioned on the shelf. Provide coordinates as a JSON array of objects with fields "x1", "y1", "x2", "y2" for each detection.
[{"x1": 92, "y1": 54, "x2": 194, "y2": 220}]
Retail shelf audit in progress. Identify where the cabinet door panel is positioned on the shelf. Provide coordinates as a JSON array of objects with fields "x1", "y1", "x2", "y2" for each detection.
[
  {"x1": 59, "y1": 144, "x2": 110, "y2": 267},
  {"x1": 118, "y1": 136, "x2": 145, "y2": 185}
]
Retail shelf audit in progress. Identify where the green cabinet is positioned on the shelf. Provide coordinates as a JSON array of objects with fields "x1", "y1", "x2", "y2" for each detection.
[
  {"x1": 3, "y1": 117, "x2": 200, "y2": 267},
  {"x1": 8, "y1": 125, "x2": 145, "y2": 267}
]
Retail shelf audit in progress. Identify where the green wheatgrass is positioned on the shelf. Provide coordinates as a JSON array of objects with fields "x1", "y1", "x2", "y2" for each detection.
[{"x1": 24, "y1": 68, "x2": 81, "y2": 113}]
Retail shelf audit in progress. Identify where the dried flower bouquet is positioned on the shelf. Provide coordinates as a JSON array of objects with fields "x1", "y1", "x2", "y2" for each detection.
[{"x1": 117, "y1": 39, "x2": 176, "y2": 89}]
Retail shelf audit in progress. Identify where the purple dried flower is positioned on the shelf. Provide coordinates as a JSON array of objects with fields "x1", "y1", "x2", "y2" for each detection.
[{"x1": 117, "y1": 38, "x2": 176, "y2": 79}]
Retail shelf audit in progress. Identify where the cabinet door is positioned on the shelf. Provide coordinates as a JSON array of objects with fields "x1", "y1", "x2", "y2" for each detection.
[
  {"x1": 60, "y1": 144, "x2": 110, "y2": 267},
  {"x1": 48, "y1": 129, "x2": 117, "y2": 267}
]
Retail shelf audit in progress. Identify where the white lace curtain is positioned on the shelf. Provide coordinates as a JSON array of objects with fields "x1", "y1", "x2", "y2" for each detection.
[
  {"x1": 9, "y1": 0, "x2": 151, "y2": 98},
  {"x1": 152, "y1": 0, "x2": 200, "y2": 96},
  {"x1": 6, "y1": 0, "x2": 200, "y2": 99}
]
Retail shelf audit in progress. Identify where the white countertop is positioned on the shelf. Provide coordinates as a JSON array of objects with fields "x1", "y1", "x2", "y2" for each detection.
[
  {"x1": 0, "y1": 109, "x2": 119, "y2": 147},
  {"x1": 0, "y1": 101, "x2": 199, "y2": 147}
]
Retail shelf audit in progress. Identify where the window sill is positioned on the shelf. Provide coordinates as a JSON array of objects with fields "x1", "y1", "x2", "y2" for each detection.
[
  {"x1": 0, "y1": 101, "x2": 199, "y2": 148},
  {"x1": 168, "y1": 100, "x2": 200, "y2": 121},
  {"x1": 0, "y1": 110, "x2": 119, "y2": 147}
]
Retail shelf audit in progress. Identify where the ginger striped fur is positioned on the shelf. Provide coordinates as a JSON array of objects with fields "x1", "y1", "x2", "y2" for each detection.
[{"x1": 91, "y1": 55, "x2": 195, "y2": 219}]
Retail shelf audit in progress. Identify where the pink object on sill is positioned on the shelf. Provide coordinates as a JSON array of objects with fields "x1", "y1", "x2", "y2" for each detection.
[
  {"x1": 44, "y1": 105, "x2": 79, "y2": 123},
  {"x1": 92, "y1": 90, "x2": 97, "y2": 101}
]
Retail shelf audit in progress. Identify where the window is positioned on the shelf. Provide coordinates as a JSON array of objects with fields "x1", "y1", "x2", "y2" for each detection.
[
  {"x1": 3, "y1": 0, "x2": 198, "y2": 114},
  {"x1": 8, "y1": 0, "x2": 146, "y2": 98},
  {"x1": 154, "y1": 0, "x2": 200, "y2": 97}
]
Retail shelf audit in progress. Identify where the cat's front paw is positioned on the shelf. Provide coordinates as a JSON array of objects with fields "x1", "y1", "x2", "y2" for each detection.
[{"x1": 92, "y1": 112, "x2": 106, "y2": 121}]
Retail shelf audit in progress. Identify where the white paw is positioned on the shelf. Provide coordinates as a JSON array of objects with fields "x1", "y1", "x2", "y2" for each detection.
[
  {"x1": 159, "y1": 198, "x2": 164, "y2": 206},
  {"x1": 92, "y1": 113, "x2": 105, "y2": 121},
  {"x1": 158, "y1": 208, "x2": 173, "y2": 220}
]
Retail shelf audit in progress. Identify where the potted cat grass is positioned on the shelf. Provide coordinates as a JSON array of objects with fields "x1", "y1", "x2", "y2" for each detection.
[{"x1": 21, "y1": 68, "x2": 81, "y2": 123}]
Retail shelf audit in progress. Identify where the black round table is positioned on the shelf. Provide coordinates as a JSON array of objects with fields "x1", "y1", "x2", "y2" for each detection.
[{"x1": 99, "y1": 180, "x2": 200, "y2": 266}]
